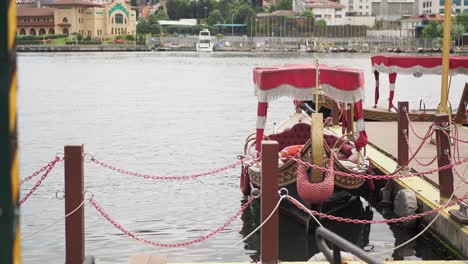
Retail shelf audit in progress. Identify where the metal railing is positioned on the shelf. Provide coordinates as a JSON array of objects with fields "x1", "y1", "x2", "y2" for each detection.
[{"x1": 315, "y1": 227, "x2": 383, "y2": 264}]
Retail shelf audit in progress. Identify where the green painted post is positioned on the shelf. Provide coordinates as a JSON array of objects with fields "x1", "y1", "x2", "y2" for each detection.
[{"x1": 0, "y1": 0, "x2": 21, "y2": 263}]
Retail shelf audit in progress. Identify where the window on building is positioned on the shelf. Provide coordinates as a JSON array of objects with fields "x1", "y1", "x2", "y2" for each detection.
[
  {"x1": 464, "y1": 0, "x2": 468, "y2": 5},
  {"x1": 111, "y1": 27, "x2": 114, "y2": 34},
  {"x1": 39, "y1": 28, "x2": 46, "y2": 35},
  {"x1": 29, "y1": 28, "x2": 36, "y2": 35},
  {"x1": 19, "y1": 28, "x2": 26, "y2": 35},
  {"x1": 48, "y1": 28, "x2": 54, "y2": 34},
  {"x1": 454, "y1": 0, "x2": 461, "y2": 5},
  {"x1": 124, "y1": 18, "x2": 127, "y2": 24},
  {"x1": 115, "y1": 14, "x2": 123, "y2": 24},
  {"x1": 63, "y1": 28, "x2": 69, "y2": 34},
  {"x1": 63, "y1": 17, "x2": 68, "y2": 23}
]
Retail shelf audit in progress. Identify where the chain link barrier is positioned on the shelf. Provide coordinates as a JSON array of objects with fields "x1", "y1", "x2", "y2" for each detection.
[
  {"x1": 20, "y1": 157, "x2": 61, "y2": 185},
  {"x1": 90, "y1": 155, "x2": 244, "y2": 180},
  {"x1": 402, "y1": 129, "x2": 438, "y2": 167},
  {"x1": 19, "y1": 157, "x2": 60, "y2": 206},
  {"x1": 285, "y1": 118, "x2": 468, "y2": 180},
  {"x1": 287, "y1": 193, "x2": 468, "y2": 224},
  {"x1": 289, "y1": 155, "x2": 468, "y2": 180},
  {"x1": 90, "y1": 195, "x2": 256, "y2": 248},
  {"x1": 404, "y1": 110, "x2": 428, "y2": 140}
]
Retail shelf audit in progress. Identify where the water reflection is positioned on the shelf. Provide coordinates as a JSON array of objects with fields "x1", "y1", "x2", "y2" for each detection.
[{"x1": 239, "y1": 194, "x2": 373, "y2": 261}]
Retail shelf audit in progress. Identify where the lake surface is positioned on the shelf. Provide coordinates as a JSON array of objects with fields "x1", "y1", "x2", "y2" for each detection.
[{"x1": 17, "y1": 52, "x2": 466, "y2": 263}]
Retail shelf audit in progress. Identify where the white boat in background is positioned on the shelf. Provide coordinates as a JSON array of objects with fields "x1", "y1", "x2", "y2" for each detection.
[{"x1": 196, "y1": 29, "x2": 213, "y2": 52}]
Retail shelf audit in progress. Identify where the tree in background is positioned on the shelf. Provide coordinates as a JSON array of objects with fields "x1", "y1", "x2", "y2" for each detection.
[
  {"x1": 268, "y1": 4, "x2": 277, "y2": 12},
  {"x1": 166, "y1": 0, "x2": 192, "y2": 19},
  {"x1": 236, "y1": 4, "x2": 255, "y2": 23},
  {"x1": 455, "y1": 12, "x2": 468, "y2": 32},
  {"x1": 154, "y1": 9, "x2": 169, "y2": 20},
  {"x1": 207, "y1": 9, "x2": 224, "y2": 25},
  {"x1": 277, "y1": 0, "x2": 292, "y2": 10},
  {"x1": 194, "y1": 0, "x2": 216, "y2": 19},
  {"x1": 218, "y1": 0, "x2": 233, "y2": 18},
  {"x1": 451, "y1": 23, "x2": 465, "y2": 45},
  {"x1": 131, "y1": 0, "x2": 137, "y2": 6},
  {"x1": 300, "y1": 9, "x2": 314, "y2": 18},
  {"x1": 315, "y1": 19, "x2": 326, "y2": 26},
  {"x1": 136, "y1": 14, "x2": 162, "y2": 35},
  {"x1": 422, "y1": 21, "x2": 441, "y2": 38}
]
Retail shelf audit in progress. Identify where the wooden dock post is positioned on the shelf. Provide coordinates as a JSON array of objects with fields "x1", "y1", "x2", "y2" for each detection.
[
  {"x1": 433, "y1": 115, "x2": 454, "y2": 202},
  {"x1": 397, "y1": 102, "x2": 409, "y2": 168},
  {"x1": 454, "y1": 83, "x2": 468, "y2": 125},
  {"x1": 64, "y1": 145, "x2": 85, "y2": 264},
  {"x1": 332, "y1": 101, "x2": 340, "y2": 127},
  {"x1": 261, "y1": 140, "x2": 279, "y2": 264}
]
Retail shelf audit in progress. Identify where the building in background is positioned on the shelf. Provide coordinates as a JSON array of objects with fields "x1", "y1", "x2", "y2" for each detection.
[
  {"x1": 340, "y1": 0, "x2": 372, "y2": 15},
  {"x1": 17, "y1": 7, "x2": 55, "y2": 35},
  {"x1": 293, "y1": 0, "x2": 346, "y2": 25},
  {"x1": 400, "y1": 13, "x2": 443, "y2": 37},
  {"x1": 16, "y1": 0, "x2": 136, "y2": 37},
  {"x1": 372, "y1": 0, "x2": 418, "y2": 20}
]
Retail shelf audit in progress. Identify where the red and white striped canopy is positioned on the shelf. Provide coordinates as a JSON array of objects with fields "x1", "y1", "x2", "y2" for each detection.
[
  {"x1": 253, "y1": 64, "x2": 365, "y2": 104},
  {"x1": 253, "y1": 64, "x2": 367, "y2": 152},
  {"x1": 371, "y1": 55, "x2": 468, "y2": 110},
  {"x1": 372, "y1": 55, "x2": 468, "y2": 76}
]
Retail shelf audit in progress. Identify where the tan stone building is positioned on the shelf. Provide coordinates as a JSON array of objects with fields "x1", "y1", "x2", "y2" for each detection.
[
  {"x1": 17, "y1": 7, "x2": 56, "y2": 35},
  {"x1": 17, "y1": 0, "x2": 136, "y2": 38}
]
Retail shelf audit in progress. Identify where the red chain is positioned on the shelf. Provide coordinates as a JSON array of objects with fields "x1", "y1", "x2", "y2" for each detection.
[
  {"x1": 20, "y1": 158, "x2": 60, "y2": 185},
  {"x1": 405, "y1": 110, "x2": 429, "y2": 140},
  {"x1": 19, "y1": 157, "x2": 60, "y2": 206},
  {"x1": 443, "y1": 130, "x2": 468, "y2": 144},
  {"x1": 288, "y1": 194, "x2": 468, "y2": 224},
  {"x1": 403, "y1": 130, "x2": 438, "y2": 167},
  {"x1": 90, "y1": 196, "x2": 254, "y2": 247},
  {"x1": 289, "y1": 156, "x2": 468, "y2": 180},
  {"x1": 453, "y1": 166, "x2": 468, "y2": 185},
  {"x1": 92, "y1": 158, "x2": 243, "y2": 180}
]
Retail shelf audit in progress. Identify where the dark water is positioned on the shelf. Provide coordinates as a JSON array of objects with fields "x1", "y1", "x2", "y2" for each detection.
[{"x1": 17, "y1": 52, "x2": 465, "y2": 263}]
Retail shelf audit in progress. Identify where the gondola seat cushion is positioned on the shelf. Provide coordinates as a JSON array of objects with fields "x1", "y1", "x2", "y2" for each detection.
[{"x1": 268, "y1": 123, "x2": 311, "y2": 151}]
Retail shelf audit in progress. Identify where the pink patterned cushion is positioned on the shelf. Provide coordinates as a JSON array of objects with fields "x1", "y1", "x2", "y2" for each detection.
[{"x1": 268, "y1": 123, "x2": 311, "y2": 150}]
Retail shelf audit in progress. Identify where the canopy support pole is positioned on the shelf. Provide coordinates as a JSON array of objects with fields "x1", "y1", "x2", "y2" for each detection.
[
  {"x1": 310, "y1": 113, "x2": 324, "y2": 183},
  {"x1": 256, "y1": 102, "x2": 268, "y2": 152},
  {"x1": 373, "y1": 71, "x2": 379, "y2": 108},
  {"x1": 438, "y1": 0, "x2": 452, "y2": 114},
  {"x1": 389, "y1": 73, "x2": 397, "y2": 112}
]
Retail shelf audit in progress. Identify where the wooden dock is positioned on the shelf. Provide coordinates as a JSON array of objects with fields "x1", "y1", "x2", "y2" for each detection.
[
  {"x1": 365, "y1": 121, "x2": 467, "y2": 198},
  {"x1": 330, "y1": 121, "x2": 468, "y2": 258}
]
